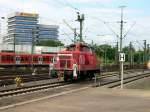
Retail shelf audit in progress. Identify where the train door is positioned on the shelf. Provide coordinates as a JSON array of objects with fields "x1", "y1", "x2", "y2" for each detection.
[
  {"x1": 38, "y1": 56, "x2": 43, "y2": 64},
  {"x1": 0, "y1": 53, "x2": 1, "y2": 64},
  {"x1": 15, "y1": 56, "x2": 21, "y2": 64},
  {"x1": 79, "y1": 54, "x2": 85, "y2": 65}
]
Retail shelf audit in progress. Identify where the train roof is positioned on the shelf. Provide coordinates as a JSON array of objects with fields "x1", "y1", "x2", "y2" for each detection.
[{"x1": 0, "y1": 52, "x2": 56, "y2": 56}]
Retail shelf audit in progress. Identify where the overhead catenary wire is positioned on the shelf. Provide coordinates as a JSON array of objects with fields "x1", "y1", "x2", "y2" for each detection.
[
  {"x1": 91, "y1": 17, "x2": 120, "y2": 38},
  {"x1": 53, "y1": 0, "x2": 80, "y2": 12},
  {"x1": 123, "y1": 22, "x2": 136, "y2": 39}
]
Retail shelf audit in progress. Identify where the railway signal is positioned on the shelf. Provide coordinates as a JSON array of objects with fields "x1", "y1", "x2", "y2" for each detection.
[
  {"x1": 119, "y1": 53, "x2": 125, "y2": 62},
  {"x1": 76, "y1": 12, "x2": 84, "y2": 42}
]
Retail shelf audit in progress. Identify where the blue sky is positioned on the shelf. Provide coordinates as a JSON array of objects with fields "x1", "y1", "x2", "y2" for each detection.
[{"x1": 0, "y1": 0, "x2": 150, "y2": 47}]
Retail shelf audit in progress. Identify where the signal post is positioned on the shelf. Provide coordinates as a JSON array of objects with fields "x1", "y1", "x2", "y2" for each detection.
[{"x1": 119, "y1": 6, "x2": 126, "y2": 89}]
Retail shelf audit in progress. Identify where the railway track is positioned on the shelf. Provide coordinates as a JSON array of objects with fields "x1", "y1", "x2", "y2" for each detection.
[
  {"x1": 0, "y1": 81, "x2": 71, "y2": 99},
  {"x1": 100, "y1": 71, "x2": 150, "y2": 88},
  {"x1": 0, "y1": 69, "x2": 149, "y2": 99},
  {"x1": 0, "y1": 68, "x2": 143, "y2": 86},
  {"x1": 0, "y1": 69, "x2": 146, "y2": 87},
  {"x1": 101, "y1": 69, "x2": 145, "y2": 79},
  {"x1": 0, "y1": 74, "x2": 54, "y2": 86}
]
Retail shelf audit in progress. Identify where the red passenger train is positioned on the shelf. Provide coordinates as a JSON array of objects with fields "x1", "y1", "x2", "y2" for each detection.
[
  {"x1": 53, "y1": 42, "x2": 100, "y2": 81},
  {"x1": 0, "y1": 52, "x2": 55, "y2": 67}
]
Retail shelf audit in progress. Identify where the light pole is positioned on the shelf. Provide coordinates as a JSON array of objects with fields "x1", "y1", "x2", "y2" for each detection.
[
  {"x1": 0, "y1": 17, "x2": 5, "y2": 46},
  {"x1": 0, "y1": 17, "x2": 5, "y2": 34},
  {"x1": 31, "y1": 27, "x2": 39, "y2": 70},
  {"x1": 119, "y1": 6, "x2": 126, "y2": 89},
  {"x1": 147, "y1": 44, "x2": 150, "y2": 61},
  {"x1": 31, "y1": 29, "x2": 35, "y2": 70},
  {"x1": 76, "y1": 12, "x2": 84, "y2": 42},
  {"x1": 14, "y1": 34, "x2": 16, "y2": 52},
  {"x1": 143, "y1": 40, "x2": 147, "y2": 64}
]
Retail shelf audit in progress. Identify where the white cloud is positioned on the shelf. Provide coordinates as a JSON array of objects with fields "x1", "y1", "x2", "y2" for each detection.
[{"x1": 66, "y1": 0, "x2": 116, "y2": 3}]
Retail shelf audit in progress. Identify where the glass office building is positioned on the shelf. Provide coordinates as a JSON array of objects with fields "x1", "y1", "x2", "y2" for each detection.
[
  {"x1": 38, "y1": 24, "x2": 59, "y2": 41},
  {"x1": 4, "y1": 12, "x2": 39, "y2": 44},
  {"x1": 3, "y1": 12, "x2": 59, "y2": 45}
]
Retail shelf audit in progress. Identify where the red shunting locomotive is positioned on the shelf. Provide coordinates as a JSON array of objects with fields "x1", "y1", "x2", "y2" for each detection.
[{"x1": 53, "y1": 42, "x2": 100, "y2": 81}]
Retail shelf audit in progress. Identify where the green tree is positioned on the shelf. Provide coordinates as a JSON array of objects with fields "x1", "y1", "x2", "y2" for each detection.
[
  {"x1": 37, "y1": 40, "x2": 64, "y2": 47},
  {"x1": 134, "y1": 50, "x2": 144, "y2": 64},
  {"x1": 91, "y1": 44, "x2": 116, "y2": 64}
]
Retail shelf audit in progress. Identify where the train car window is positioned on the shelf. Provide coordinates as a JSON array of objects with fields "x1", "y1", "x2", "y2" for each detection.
[
  {"x1": 21, "y1": 57, "x2": 24, "y2": 61},
  {"x1": 6, "y1": 56, "x2": 8, "y2": 61},
  {"x1": 3, "y1": 55, "x2": 12, "y2": 61},
  {"x1": 33, "y1": 57, "x2": 38, "y2": 61},
  {"x1": 6, "y1": 56, "x2": 9, "y2": 60},
  {"x1": 47, "y1": 57, "x2": 50, "y2": 61},
  {"x1": 43, "y1": 57, "x2": 45, "y2": 61},
  {"x1": 2, "y1": 56, "x2": 6, "y2": 61},
  {"x1": 34, "y1": 57, "x2": 36, "y2": 61},
  {"x1": 10, "y1": 56, "x2": 14, "y2": 61},
  {"x1": 25, "y1": 57, "x2": 28, "y2": 61}
]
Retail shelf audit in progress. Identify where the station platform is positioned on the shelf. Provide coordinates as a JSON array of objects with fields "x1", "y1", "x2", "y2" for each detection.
[{"x1": 1, "y1": 87, "x2": 150, "y2": 112}]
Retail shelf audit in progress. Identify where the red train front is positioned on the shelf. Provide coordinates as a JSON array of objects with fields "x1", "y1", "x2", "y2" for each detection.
[{"x1": 53, "y1": 42, "x2": 100, "y2": 81}]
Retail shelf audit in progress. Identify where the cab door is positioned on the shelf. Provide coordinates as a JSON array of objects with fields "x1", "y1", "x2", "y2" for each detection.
[
  {"x1": 15, "y1": 56, "x2": 21, "y2": 64},
  {"x1": 0, "y1": 53, "x2": 1, "y2": 64}
]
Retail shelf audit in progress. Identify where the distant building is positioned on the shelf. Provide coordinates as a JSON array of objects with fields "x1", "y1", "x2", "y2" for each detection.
[
  {"x1": 3, "y1": 12, "x2": 59, "y2": 45},
  {"x1": 38, "y1": 24, "x2": 59, "y2": 42},
  {"x1": 3, "y1": 12, "x2": 39, "y2": 45}
]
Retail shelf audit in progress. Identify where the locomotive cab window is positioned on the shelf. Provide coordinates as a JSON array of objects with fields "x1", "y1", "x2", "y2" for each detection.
[
  {"x1": 80, "y1": 45, "x2": 92, "y2": 53},
  {"x1": 38, "y1": 57, "x2": 43, "y2": 61},
  {"x1": 15, "y1": 56, "x2": 21, "y2": 61},
  {"x1": 43, "y1": 56, "x2": 49, "y2": 61},
  {"x1": 66, "y1": 45, "x2": 75, "y2": 51}
]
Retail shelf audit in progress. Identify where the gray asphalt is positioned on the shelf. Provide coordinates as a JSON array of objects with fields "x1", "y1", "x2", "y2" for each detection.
[{"x1": 1, "y1": 87, "x2": 150, "y2": 112}]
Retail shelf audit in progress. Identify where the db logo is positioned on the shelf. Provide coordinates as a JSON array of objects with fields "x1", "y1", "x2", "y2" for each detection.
[{"x1": 79, "y1": 55, "x2": 85, "y2": 64}]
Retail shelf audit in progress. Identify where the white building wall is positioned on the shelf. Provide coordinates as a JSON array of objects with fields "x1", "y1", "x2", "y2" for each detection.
[{"x1": 0, "y1": 44, "x2": 65, "y2": 54}]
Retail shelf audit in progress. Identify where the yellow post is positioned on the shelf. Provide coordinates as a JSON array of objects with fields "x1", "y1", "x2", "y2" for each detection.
[{"x1": 14, "y1": 76, "x2": 23, "y2": 88}]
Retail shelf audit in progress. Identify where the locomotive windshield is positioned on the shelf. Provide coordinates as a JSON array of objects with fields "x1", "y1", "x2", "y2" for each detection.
[
  {"x1": 66, "y1": 45, "x2": 76, "y2": 51},
  {"x1": 80, "y1": 45, "x2": 92, "y2": 53},
  {"x1": 66, "y1": 43, "x2": 93, "y2": 53}
]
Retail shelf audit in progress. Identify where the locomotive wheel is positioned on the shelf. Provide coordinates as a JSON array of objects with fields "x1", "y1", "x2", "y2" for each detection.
[
  {"x1": 64, "y1": 71, "x2": 73, "y2": 81},
  {"x1": 64, "y1": 75, "x2": 68, "y2": 81},
  {"x1": 88, "y1": 72, "x2": 94, "y2": 80},
  {"x1": 79, "y1": 71, "x2": 86, "y2": 80},
  {"x1": 64, "y1": 71, "x2": 68, "y2": 81}
]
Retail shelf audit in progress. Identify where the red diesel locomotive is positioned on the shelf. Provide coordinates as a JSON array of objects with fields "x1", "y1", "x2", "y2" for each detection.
[{"x1": 53, "y1": 42, "x2": 100, "y2": 81}]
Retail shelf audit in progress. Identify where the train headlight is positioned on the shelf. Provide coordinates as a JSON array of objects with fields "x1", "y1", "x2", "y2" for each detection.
[
  {"x1": 56, "y1": 57, "x2": 59, "y2": 61},
  {"x1": 52, "y1": 56, "x2": 59, "y2": 63},
  {"x1": 147, "y1": 60, "x2": 150, "y2": 69}
]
